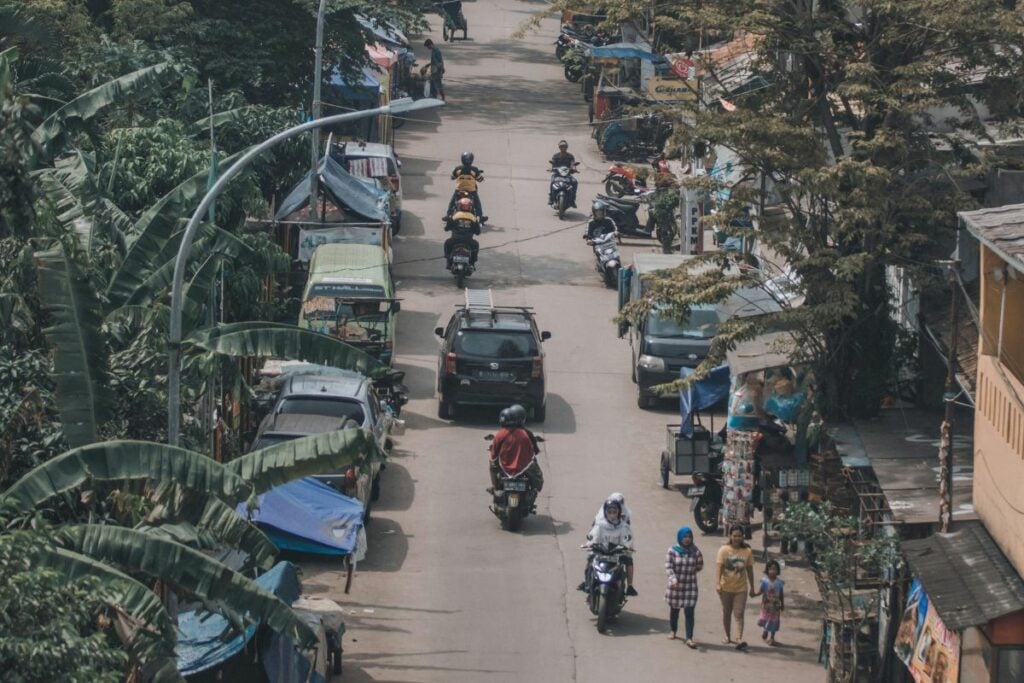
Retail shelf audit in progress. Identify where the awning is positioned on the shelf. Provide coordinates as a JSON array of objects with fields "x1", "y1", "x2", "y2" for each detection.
[
  {"x1": 902, "y1": 520, "x2": 1024, "y2": 631},
  {"x1": 587, "y1": 42, "x2": 663, "y2": 62},
  {"x1": 241, "y1": 477, "x2": 364, "y2": 556},
  {"x1": 679, "y1": 364, "x2": 731, "y2": 436},
  {"x1": 725, "y1": 331, "x2": 800, "y2": 375},
  {"x1": 356, "y1": 14, "x2": 409, "y2": 48},
  {"x1": 329, "y1": 66, "x2": 382, "y2": 102},
  {"x1": 176, "y1": 561, "x2": 301, "y2": 675},
  {"x1": 275, "y1": 155, "x2": 389, "y2": 223},
  {"x1": 366, "y1": 43, "x2": 398, "y2": 70}
]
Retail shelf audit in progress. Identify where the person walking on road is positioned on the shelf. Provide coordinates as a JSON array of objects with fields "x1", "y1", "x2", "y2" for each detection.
[
  {"x1": 665, "y1": 526, "x2": 703, "y2": 648},
  {"x1": 756, "y1": 559, "x2": 785, "y2": 645},
  {"x1": 716, "y1": 525, "x2": 757, "y2": 651},
  {"x1": 424, "y1": 39, "x2": 446, "y2": 101}
]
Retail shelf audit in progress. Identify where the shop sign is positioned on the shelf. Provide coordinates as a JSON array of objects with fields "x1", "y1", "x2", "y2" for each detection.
[
  {"x1": 647, "y1": 76, "x2": 697, "y2": 102},
  {"x1": 894, "y1": 579, "x2": 960, "y2": 682}
]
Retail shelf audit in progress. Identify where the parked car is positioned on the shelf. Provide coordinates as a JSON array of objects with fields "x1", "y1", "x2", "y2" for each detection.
[
  {"x1": 298, "y1": 244, "x2": 399, "y2": 365},
  {"x1": 253, "y1": 371, "x2": 392, "y2": 513},
  {"x1": 330, "y1": 140, "x2": 404, "y2": 233},
  {"x1": 435, "y1": 289, "x2": 552, "y2": 422}
]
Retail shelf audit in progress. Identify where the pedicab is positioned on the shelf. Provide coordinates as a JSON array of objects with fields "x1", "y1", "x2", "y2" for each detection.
[{"x1": 436, "y1": 0, "x2": 468, "y2": 42}]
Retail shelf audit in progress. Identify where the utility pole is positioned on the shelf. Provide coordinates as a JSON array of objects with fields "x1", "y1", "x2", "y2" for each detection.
[
  {"x1": 309, "y1": 0, "x2": 329, "y2": 221},
  {"x1": 938, "y1": 259, "x2": 960, "y2": 532}
]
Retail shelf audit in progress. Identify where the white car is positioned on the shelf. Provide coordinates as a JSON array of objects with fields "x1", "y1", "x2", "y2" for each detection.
[{"x1": 332, "y1": 140, "x2": 404, "y2": 233}]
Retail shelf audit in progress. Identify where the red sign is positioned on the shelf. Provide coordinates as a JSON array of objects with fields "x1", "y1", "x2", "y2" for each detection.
[{"x1": 671, "y1": 57, "x2": 695, "y2": 80}]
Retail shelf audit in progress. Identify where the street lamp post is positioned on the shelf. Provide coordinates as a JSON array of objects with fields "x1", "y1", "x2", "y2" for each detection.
[{"x1": 166, "y1": 98, "x2": 444, "y2": 446}]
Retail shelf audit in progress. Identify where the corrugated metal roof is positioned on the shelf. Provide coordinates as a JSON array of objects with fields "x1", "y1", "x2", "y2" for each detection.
[
  {"x1": 902, "y1": 520, "x2": 1024, "y2": 631},
  {"x1": 959, "y1": 204, "x2": 1024, "y2": 274}
]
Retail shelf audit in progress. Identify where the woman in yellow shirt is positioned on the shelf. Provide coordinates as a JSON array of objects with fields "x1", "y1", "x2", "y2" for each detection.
[{"x1": 716, "y1": 526, "x2": 757, "y2": 651}]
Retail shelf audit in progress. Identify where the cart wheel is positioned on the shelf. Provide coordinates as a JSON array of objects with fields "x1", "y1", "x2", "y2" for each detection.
[{"x1": 660, "y1": 451, "x2": 671, "y2": 489}]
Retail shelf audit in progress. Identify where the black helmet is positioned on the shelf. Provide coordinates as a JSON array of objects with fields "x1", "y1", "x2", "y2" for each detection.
[
  {"x1": 498, "y1": 408, "x2": 515, "y2": 427},
  {"x1": 558, "y1": 140, "x2": 568, "y2": 150},
  {"x1": 592, "y1": 199, "x2": 607, "y2": 219},
  {"x1": 603, "y1": 499, "x2": 623, "y2": 520},
  {"x1": 508, "y1": 404, "x2": 527, "y2": 426},
  {"x1": 461, "y1": 151, "x2": 474, "y2": 166}
]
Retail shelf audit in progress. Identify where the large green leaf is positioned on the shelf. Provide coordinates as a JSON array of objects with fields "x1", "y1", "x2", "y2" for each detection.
[
  {"x1": 32, "y1": 62, "x2": 173, "y2": 155},
  {"x1": 34, "y1": 246, "x2": 113, "y2": 447},
  {"x1": 187, "y1": 322, "x2": 392, "y2": 379},
  {"x1": 38, "y1": 547, "x2": 183, "y2": 683},
  {"x1": 229, "y1": 428, "x2": 385, "y2": 494},
  {"x1": 2, "y1": 440, "x2": 249, "y2": 512},
  {"x1": 55, "y1": 525, "x2": 318, "y2": 648},
  {"x1": 106, "y1": 150, "x2": 244, "y2": 306},
  {"x1": 193, "y1": 497, "x2": 278, "y2": 570}
]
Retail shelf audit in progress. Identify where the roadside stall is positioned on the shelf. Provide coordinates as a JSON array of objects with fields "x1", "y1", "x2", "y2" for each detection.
[{"x1": 325, "y1": 64, "x2": 386, "y2": 143}]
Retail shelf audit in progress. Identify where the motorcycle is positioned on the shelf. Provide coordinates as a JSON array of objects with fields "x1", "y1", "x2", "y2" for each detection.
[
  {"x1": 603, "y1": 156, "x2": 671, "y2": 197},
  {"x1": 447, "y1": 172, "x2": 486, "y2": 224},
  {"x1": 561, "y1": 43, "x2": 587, "y2": 83},
  {"x1": 549, "y1": 164, "x2": 579, "y2": 219},
  {"x1": 485, "y1": 434, "x2": 543, "y2": 531},
  {"x1": 596, "y1": 192, "x2": 656, "y2": 240},
  {"x1": 448, "y1": 242, "x2": 475, "y2": 288},
  {"x1": 582, "y1": 542, "x2": 632, "y2": 633},
  {"x1": 586, "y1": 231, "x2": 621, "y2": 287},
  {"x1": 688, "y1": 466, "x2": 723, "y2": 534}
]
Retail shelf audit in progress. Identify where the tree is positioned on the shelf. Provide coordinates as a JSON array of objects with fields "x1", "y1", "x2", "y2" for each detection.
[{"x1": 545, "y1": 0, "x2": 1024, "y2": 418}]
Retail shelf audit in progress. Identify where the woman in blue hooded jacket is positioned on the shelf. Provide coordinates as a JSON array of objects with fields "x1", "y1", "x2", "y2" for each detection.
[{"x1": 665, "y1": 526, "x2": 704, "y2": 647}]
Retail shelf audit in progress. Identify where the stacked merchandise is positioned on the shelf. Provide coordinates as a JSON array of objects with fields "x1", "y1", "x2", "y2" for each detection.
[
  {"x1": 809, "y1": 440, "x2": 856, "y2": 514},
  {"x1": 721, "y1": 430, "x2": 758, "y2": 534}
]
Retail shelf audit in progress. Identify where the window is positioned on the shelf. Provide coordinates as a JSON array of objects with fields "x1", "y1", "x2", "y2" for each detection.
[
  {"x1": 278, "y1": 398, "x2": 364, "y2": 423},
  {"x1": 647, "y1": 307, "x2": 719, "y2": 339},
  {"x1": 454, "y1": 331, "x2": 538, "y2": 358}
]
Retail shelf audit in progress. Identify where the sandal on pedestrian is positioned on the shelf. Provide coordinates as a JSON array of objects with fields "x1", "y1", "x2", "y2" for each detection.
[
  {"x1": 762, "y1": 631, "x2": 768, "y2": 641},
  {"x1": 668, "y1": 634, "x2": 678, "y2": 640},
  {"x1": 686, "y1": 639, "x2": 698, "y2": 649},
  {"x1": 736, "y1": 641, "x2": 749, "y2": 651},
  {"x1": 721, "y1": 638, "x2": 732, "y2": 645},
  {"x1": 768, "y1": 640, "x2": 779, "y2": 647}
]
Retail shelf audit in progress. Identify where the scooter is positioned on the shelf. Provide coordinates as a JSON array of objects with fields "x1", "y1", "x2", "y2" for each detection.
[
  {"x1": 549, "y1": 164, "x2": 579, "y2": 219},
  {"x1": 586, "y1": 231, "x2": 621, "y2": 287},
  {"x1": 689, "y1": 466, "x2": 723, "y2": 534},
  {"x1": 602, "y1": 163, "x2": 647, "y2": 198},
  {"x1": 582, "y1": 543, "x2": 632, "y2": 633},
  {"x1": 596, "y1": 192, "x2": 656, "y2": 239},
  {"x1": 485, "y1": 434, "x2": 543, "y2": 531},
  {"x1": 447, "y1": 172, "x2": 486, "y2": 224}
]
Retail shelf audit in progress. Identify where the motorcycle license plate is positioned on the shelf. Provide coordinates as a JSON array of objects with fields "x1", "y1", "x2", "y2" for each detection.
[
  {"x1": 453, "y1": 255, "x2": 470, "y2": 264},
  {"x1": 503, "y1": 480, "x2": 528, "y2": 491}
]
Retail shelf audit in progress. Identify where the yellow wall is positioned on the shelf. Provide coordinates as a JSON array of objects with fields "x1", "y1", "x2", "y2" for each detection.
[{"x1": 974, "y1": 245, "x2": 1024, "y2": 576}]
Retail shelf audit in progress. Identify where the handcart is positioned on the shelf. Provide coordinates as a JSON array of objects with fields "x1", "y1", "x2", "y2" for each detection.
[{"x1": 437, "y1": 0, "x2": 468, "y2": 42}]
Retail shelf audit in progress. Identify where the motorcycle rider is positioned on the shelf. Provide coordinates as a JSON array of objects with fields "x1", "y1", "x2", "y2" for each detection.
[
  {"x1": 488, "y1": 404, "x2": 544, "y2": 507},
  {"x1": 593, "y1": 492, "x2": 633, "y2": 526},
  {"x1": 585, "y1": 200, "x2": 618, "y2": 241},
  {"x1": 449, "y1": 151, "x2": 487, "y2": 222},
  {"x1": 548, "y1": 140, "x2": 579, "y2": 207},
  {"x1": 579, "y1": 498, "x2": 637, "y2": 596},
  {"x1": 443, "y1": 197, "x2": 481, "y2": 267}
]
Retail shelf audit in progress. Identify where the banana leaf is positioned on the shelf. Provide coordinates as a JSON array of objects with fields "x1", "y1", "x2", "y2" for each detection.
[
  {"x1": 187, "y1": 321, "x2": 392, "y2": 379},
  {"x1": 32, "y1": 62, "x2": 172, "y2": 155},
  {"x1": 38, "y1": 547, "x2": 183, "y2": 682},
  {"x1": 193, "y1": 496, "x2": 278, "y2": 570},
  {"x1": 55, "y1": 524, "x2": 318, "y2": 648},
  {"x1": 229, "y1": 427, "x2": 385, "y2": 495},
  {"x1": 34, "y1": 246, "x2": 113, "y2": 448},
  {"x1": 1, "y1": 440, "x2": 250, "y2": 512}
]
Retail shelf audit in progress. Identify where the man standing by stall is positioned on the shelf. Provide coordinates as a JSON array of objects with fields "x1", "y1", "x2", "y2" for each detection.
[{"x1": 424, "y1": 39, "x2": 446, "y2": 101}]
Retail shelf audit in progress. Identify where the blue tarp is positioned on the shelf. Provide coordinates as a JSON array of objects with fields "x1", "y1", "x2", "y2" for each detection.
[
  {"x1": 679, "y1": 364, "x2": 731, "y2": 437},
  {"x1": 274, "y1": 154, "x2": 389, "y2": 222},
  {"x1": 330, "y1": 66, "x2": 382, "y2": 102},
  {"x1": 587, "y1": 42, "x2": 664, "y2": 62},
  {"x1": 241, "y1": 477, "x2": 364, "y2": 556},
  {"x1": 176, "y1": 562, "x2": 301, "y2": 676}
]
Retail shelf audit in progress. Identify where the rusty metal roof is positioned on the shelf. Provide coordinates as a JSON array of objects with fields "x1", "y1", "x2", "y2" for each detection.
[
  {"x1": 902, "y1": 520, "x2": 1024, "y2": 630},
  {"x1": 959, "y1": 204, "x2": 1024, "y2": 274}
]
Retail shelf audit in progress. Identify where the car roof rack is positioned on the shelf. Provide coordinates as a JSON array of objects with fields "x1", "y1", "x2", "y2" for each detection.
[{"x1": 460, "y1": 288, "x2": 534, "y2": 327}]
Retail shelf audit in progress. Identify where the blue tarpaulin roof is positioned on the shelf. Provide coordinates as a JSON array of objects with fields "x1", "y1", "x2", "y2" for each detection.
[
  {"x1": 241, "y1": 477, "x2": 364, "y2": 556},
  {"x1": 587, "y1": 42, "x2": 664, "y2": 62},
  {"x1": 275, "y1": 154, "x2": 389, "y2": 222},
  {"x1": 330, "y1": 66, "x2": 382, "y2": 102},
  {"x1": 679, "y1": 364, "x2": 731, "y2": 437},
  {"x1": 176, "y1": 561, "x2": 301, "y2": 676}
]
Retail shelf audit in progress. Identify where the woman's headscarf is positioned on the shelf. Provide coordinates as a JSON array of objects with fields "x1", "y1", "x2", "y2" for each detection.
[{"x1": 673, "y1": 526, "x2": 694, "y2": 554}]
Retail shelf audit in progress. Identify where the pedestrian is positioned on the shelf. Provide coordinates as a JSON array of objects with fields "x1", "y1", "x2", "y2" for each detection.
[
  {"x1": 756, "y1": 559, "x2": 785, "y2": 645},
  {"x1": 424, "y1": 39, "x2": 445, "y2": 101},
  {"x1": 665, "y1": 526, "x2": 703, "y2": 649},
  {"x1": 716, "y1": 525, "x2": 756, "y2": 651}
]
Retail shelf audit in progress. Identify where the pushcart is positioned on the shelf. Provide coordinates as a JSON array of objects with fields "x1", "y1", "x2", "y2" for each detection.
[{"x1": 437, "y1": 0, "x2": 468, "y2": 42}]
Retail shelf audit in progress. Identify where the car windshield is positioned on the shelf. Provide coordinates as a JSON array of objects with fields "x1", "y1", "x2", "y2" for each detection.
[
  {"x1": 302, "y1": 296, "x2": 388, "y2": 325},
  {"x1": 251, "y1": 434, "x2": 298, "y2": 450},
  {"x1": 647, "y1": 307, "x2": 719, "y2": 339},
  {"x1": 278, "y1": 398, "x2": 365, "y2": 423},
  {"x1": 454, "y1": 330, "x2": 538, "y2": 358}
]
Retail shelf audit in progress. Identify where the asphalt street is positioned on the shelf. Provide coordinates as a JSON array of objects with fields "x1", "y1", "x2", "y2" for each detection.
[{"x1": 301, "y1": 2, "x2": 826, "y2": 680}]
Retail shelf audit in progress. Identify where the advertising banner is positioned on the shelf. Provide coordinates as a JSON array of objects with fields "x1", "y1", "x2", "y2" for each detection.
[
  {"x1": 646, "y1": 76, "x2": 698, "y2": 102},
  {"x1": 894, "y1": 579, "x2": 960, "y2": 682}
]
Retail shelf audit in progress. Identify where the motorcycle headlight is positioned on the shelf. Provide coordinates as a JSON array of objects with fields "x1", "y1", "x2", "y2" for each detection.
[{"x1": 638, "y1": 354, "x2": 665, "y2": 371}]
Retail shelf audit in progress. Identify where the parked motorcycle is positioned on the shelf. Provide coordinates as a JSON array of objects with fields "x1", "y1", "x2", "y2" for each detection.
[
  {"x1": 689, "y1": 466, "x2": 723, "y2": 534},
  {"x1": 485, "y1": 434, "x2": 543, "y2": 531},
  {"x1": 550, "y1": 164, "x2": 579, "y2": 219},
  {"x1": 586, "y1": 231, "x2": 621, "y2": 287},
  {"x1": 602, "y1": 163, "x2": 647, "y2": 198},
  {"x1": 561, "y1": 44, "x2": 587, "y2": 83},
  {"x1": 582, "y1": 542, "x2": 632, "y2": 633},
  {"x1": 596, "y1": 192, "x2": 656, "y2": 239}
]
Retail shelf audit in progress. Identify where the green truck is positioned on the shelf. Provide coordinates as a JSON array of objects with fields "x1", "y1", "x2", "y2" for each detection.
[{"x1": 299, "y1": 244, "x2": 399, "y2": 365}]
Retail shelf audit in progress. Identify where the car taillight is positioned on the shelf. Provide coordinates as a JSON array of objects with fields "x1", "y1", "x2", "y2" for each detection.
[
  {"x1": 531, "y1": 356, "x2": 543, "y2": 378},
  {"x1": 445, "y1": 352, "x2": 457, "y2": 375}
]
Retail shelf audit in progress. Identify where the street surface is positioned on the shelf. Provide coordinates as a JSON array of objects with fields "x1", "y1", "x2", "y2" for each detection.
[{"x1": 302, "y1": 2, "x2": 826, "y2": 680}]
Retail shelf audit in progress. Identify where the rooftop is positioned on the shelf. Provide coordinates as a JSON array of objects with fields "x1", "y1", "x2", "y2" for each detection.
[{"x1": 959, "y1": 204, "x2": 1024, "y2": 274}]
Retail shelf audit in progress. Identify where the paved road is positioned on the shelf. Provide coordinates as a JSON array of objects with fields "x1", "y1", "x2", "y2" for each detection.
[{"x1": 302, "y1": 2, "x2": 824, "y2": 680}]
